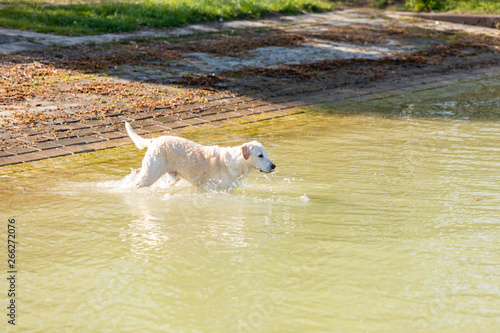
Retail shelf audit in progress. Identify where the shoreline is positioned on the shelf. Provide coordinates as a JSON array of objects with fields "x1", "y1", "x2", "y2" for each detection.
[{"x1": 1, "y1": 9, "x2": 500, "y2": 168}]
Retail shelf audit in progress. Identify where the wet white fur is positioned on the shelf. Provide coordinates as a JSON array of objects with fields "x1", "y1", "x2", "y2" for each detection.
[{"x1": 125, "y1": 122, "x2": 276, "y2": 191}]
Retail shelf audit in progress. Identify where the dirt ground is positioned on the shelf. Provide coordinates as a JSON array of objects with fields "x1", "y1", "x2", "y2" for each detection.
[{"x1": 1, "y1": 9, "x2": 500, "y2": 162}]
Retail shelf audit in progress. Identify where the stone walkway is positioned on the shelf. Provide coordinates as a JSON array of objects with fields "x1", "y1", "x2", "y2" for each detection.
[{"x1": 1, "y1": 9, "x2": 500, "y2": 167}]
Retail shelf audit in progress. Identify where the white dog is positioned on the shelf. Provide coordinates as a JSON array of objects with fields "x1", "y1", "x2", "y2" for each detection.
[{"x1": 124, "y1": 122, "x2": 276, "y2": 190}]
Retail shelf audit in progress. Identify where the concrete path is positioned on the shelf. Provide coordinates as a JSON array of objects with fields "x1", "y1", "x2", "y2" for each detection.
[{"x1": 2, "y1": 9, "x2": 499, "y2": 55}]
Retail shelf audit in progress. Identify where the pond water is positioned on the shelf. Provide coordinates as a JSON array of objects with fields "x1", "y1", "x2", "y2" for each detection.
[{"x1": 2, "y1": 78, "x2": 500, "y2": 332}]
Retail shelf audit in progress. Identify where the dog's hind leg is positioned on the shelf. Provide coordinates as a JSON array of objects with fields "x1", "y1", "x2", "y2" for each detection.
[{"x1": 134, "y1": 148, "x2": 169, "y2": 188}]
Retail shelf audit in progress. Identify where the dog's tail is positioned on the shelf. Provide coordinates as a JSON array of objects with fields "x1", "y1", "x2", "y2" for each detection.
[{"x1": 125, "y1": 122, "x2": 152, "y2": 150}]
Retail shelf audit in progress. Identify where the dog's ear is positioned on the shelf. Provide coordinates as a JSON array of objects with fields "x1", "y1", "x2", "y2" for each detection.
[{"x1": 242, "y1": 144, "x2": 251, "y2": 160}]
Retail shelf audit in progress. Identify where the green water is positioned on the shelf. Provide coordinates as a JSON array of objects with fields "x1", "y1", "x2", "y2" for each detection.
[{"x1": 1, "y1": 79, "x2": 500, "y2": 332}]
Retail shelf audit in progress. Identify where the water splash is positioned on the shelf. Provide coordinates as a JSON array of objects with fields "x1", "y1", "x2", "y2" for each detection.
[
  {"x1": 96, "y1": 168, "x2": 139, "y2": 190},
  {"x1": 91, "y1": 166, "x2": 309, "y2": 205}
]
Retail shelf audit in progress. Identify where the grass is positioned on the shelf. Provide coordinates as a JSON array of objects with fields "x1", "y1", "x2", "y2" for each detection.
[
  {"x1": 403, "y1": 0, "x2": 500, "y2": 13},
  {"x1": 0, "y1": 0, "x2": 336, "y2": 36},
  {"x1": 441, "y1": 0, "x2": 500, "y2": 14},
  {"x1": 372, "y1": 0, "x2": 500, "y2": 14},
  {"x1": 0, "y1": 0, "x2": 497, "y2": 36}
]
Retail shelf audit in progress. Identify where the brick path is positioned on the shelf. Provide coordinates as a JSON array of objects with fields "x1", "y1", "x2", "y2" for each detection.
[{"x1": 1, "y1": 9, "x2": 500, "y2": 168}]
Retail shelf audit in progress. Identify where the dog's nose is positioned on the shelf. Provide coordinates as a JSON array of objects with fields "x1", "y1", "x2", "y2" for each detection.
[{"x1": 271, "y1": 163, "x2": 276, "y2": 170}]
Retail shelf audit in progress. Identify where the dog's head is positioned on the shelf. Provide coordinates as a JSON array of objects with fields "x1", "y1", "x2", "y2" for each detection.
[{"x1": 241, "y1": 141, "x2": 276, "y2": 173}]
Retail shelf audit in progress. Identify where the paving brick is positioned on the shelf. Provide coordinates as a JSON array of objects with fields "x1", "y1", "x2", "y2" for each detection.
[
  {"x1": 0, "y1": 150, "x2": 15, "y2": 158},
  {"x1": 274, "y1": 100, "x2": 308, "y2": 109},
  {"x1": 169, "y1": 121, "x2": 190, "y2": 129},
  {"x1": 263, "y1": 109, "x2": 299, "y2": 117},
  {"x1": 300, "y1": 94, "x2": 331, "y2": 105},
  {"x1": 164, "y1": 128, "x2": 186, "y2": 136},
  {"x1": 155, "y1": 115, "x2": 178, "y2": 124},
  {"x1": 139, "y1": 125, "x2": 171, "y2": 134},
  {"x1": 11, "y1": 152, "x2": 46, "y2": 163},
  {"x1": 36, "y1": 148, "x2": 73, "y2": 158},
  {"x1": 224, "y1": 111, "x2": 247, "y2": 119},
  {"x1": 48, "y1": 131, "x2": 79, "y2": 140},
  {"x1": 232, "y1": 102, "x2": 259, "y2": 111},
  {"x1": 103, "y1": 137, "x2": 132, "y2": 147},
  {"x1": 249, "y1": 104, "x2": 280, "y2": 114},
  {"x1": 92, "y1": 124, "x2": 124, "y2": 133},
  {"x1": 122, "y1": 116, "x2": 156, "y2": 124},
  {"x1": 214, "y1": 106, "x2": 238, "y2": 113},
  {"x1": 180, "y1": 117, "x2": 209, "y2": 126},
  {"x1": 53, "y1": 139, "x2": 124, "y2": 154},
  {"x1": 54, "y1": 135, "x2": 105, "y2": 147},
  {"x1": 79, "y1": 119, "x2": 116, "y2": 127},
  {"x1": 71, "y1": 141, "x2": 119, "y2": 152},
  {"x1": 0, "y1": 156, "x2": 22, "y2": 166},
  {"x1": 30, "y1": 141, "x2": 64, "y2": 150},
  {"x1": 4, "y1": 146, "x2": 40, "y2": 155},
  {"x1": 1, "y1": 138, "x2": 29, "y2": 148},
  {"x1": 96, "y1": 131, "x2": 128, "y2": 140},
  {"x1": 63, "y1": 122, "x2": 93, "y2": 130},
  {"x1": 123, "y1": 126, "x2": 150, "y2": 135},
  {"x1": 82, "y1": 136, "x2": 109, "y2": 144},
  {"x1": 265, "y1": 95, "x2": 294, "y2": 104},
  {"x1": 200, "y1": 113, "x2": 230, "y2": 122},
  {"x1": 58, "y1": 144, "x2": 95, "y2": 154}
]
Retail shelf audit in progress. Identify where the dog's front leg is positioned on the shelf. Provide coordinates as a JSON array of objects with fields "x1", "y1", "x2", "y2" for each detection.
[{"x1": 134, "y1": 148, "x2": 169, "y2": 188}]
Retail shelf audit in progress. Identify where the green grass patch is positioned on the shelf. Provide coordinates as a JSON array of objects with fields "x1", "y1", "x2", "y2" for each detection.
[
  {"x1": 404, "y1": 0, "x2": 500, "y2": 14},
  {"x1": 371, "y1": 0, "x2": 500, "y2": 14},
  {"x1": 0, "y1": 0, "x2": 335, "y2": 36}
]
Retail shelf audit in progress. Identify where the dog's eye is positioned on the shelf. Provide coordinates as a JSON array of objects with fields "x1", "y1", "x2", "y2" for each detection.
[{"x1": 258, "y1": 154, "x2": 263, "y2": 158}]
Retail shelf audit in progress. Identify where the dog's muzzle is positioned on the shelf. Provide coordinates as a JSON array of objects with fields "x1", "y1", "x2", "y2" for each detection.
[{"x1": 260, "y1": 163, "x2": 276, "y2": 173}]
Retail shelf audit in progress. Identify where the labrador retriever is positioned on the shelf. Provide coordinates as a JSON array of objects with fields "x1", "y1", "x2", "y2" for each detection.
[{"x1": 125, "y1": 122, "x2": 276, "y2": 190}]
